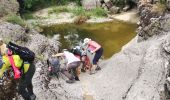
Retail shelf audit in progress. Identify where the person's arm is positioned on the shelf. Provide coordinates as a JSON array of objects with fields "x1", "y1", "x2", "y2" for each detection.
[
  {"x1": 91, "y1": 46, "x2": 101, "y2": 53},
  {"x1": 91, "y1": 41, "x2": 101, "y2": 53},
  {"x1": 52, "y1": 53, "x2": 64, "y2": 57}
]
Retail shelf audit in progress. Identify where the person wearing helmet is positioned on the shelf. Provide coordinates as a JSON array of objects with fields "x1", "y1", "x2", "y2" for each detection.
[
  {"x1": 52, "y1": 50, "x2": 81, "y2": 83},
  {"x1": 83, "y1": 38, "x2": 103, "y2": 75}
]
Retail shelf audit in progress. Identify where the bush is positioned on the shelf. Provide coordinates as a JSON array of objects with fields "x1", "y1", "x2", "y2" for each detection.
[
  {"x1": 71, "y1": 7, "x2": 107, "y2": 17},
  {"x1": 22, "y1": 0, "x2": 81, "y2": 11},
  {"x1": 71, "y1": 7, "x2": 86, "y2": 16},
  {"x1": 91, "y1": 7, "x2": 107, "y2": 17},
  {"x1": 5, "y1": 14, "x2": 27, "y2": 27},
  {"x1": 159, "y1": 0, "x2": 166, "y2": 4},
  {"x1": 21, "y1": 11, "x2": 34, "y2": 20},
  {"x1": 111, "y1": 0, "x2": 125, "y2": 7},
  {"x1": 73, "y1": 15, "x2": 89, "y2": 24}
]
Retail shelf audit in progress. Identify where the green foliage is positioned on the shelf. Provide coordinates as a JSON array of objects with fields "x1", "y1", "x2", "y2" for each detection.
[
  {"x1": 23, "y1": 0, "x2": 81, "y2": 11},
  {"x1": 48, "y1": 6, "x2": 69, "y2": 14},
  {"x1": 71, "y1": 7, "x2": 107, "y2": 17},
  {"x1": 21, "y1": 11, "x2": 34, "y2": 20},
  {"x1": 48, "y1": 6, "x2": 107, "y2": 17},
  {"x1": 159, "y1": 0, "x2": 166, "y2": 4},
  {"x1": 71, "y1": 7, "x2": 86, "y2": 16},
  {"x1": 5, "y1": 14, "x2": 26, "y2": 27},
  {"x1": 111, "y1": 0, "x2": 125, "y2": 7},
  {"x1": 91, "y1": 7, "x2": 107, "y2": 17}
]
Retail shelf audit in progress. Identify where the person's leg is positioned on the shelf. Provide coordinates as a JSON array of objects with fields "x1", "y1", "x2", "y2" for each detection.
[
  {"x1": 61, "y1": 68, "x2": 75, "y2": 80},
  {"x1": 61, "y1": 61, "x2": 80, "y2": 83},
  {"x1": 91, "y1": 48, "x2": 103, "y2": 74},
  {"x1": 27, "y1": 63, "x2": 35, "y2": 96},
  {"x1": 81, "y1": 56, "x2": 86, "y2": 72},
  {"x1": 73, "y1": 62, "x2": 81, "y2": 81},
  {"x1": 18, "y1": 62, "x2": 36, "y2": 100}
]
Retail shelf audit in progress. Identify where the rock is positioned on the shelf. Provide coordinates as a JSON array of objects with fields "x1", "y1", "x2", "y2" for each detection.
[
  {"x1": 104, "y1": 0, "x2": 110, "y2": 2},
  {"x1": 105, "y1": 1, "x2": 113, "y2": 9},
  {"x1": 81, "y1": 0, "x2": 100, "y2": 10},
  {"x1": 123, "y1": 5, "x2": 131, "y2": 12},
  {"x1": 109, "y1": 6, "x2": 120, "y2": 14},
  {"x1": 0, "y1": 0, "x2": 19, "y2": 17}
]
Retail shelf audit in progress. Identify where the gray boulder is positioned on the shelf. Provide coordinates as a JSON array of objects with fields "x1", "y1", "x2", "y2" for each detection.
[
  {"x1": 81, "y1": 0, "x2": 101, "y2": 10},
  {"x1": 110, "y1": 6, "x2": 120, "y2": 14},
  {"x1": 0, "y1": 0, "x2": 19, "y2": 17}
]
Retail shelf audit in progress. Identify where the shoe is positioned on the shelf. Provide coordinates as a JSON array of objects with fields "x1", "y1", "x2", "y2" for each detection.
[
  {"x1": 66, "y1": 79, "x2": 75, "y2": 84},
  {"x1": 95, "y1": 66, "x2": 101, "y2": 71},
  {"x1": 75, "y1": 76, "x2": 80, "y2": 81},
  {"x1": 30, "y1": 94, "x2": 36, "y2": 100}
]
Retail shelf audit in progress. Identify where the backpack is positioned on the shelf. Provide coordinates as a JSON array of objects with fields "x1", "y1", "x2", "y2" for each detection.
[
  {"x1": 47, "y1": 58, "x2": 60, "y2": 78},
  {"x1": 71, "y1": 47, "x2": 82, "y2": 56},
  {"x1": 7, "y1": 42, "x2": 35, "y2": 62}
]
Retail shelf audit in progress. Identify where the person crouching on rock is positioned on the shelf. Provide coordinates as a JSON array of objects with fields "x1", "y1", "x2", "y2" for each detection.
[
  {"x1": 52, "y1": 49, "x2": 81, "y2": 84},
  {"x1": 83, "y1": 38, "x2": 103, "y2": 75},
  {"x1": 0, "y1": 54, "x2": 36, "y2": 100}
]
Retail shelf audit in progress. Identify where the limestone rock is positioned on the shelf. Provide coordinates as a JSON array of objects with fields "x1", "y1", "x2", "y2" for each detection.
[
  {"x1": 81, "y1": 0, "x2": 101, "y2": 10},
  {"x1": 110, "y1": 6, "x2": 120, "y2": 14},
  {"x1": 0, "y1": 0, "x2": 19, "y2": 17}
]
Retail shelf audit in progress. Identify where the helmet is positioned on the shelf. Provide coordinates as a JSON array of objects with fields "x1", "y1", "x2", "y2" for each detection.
[{"x1": 83, "y1": 38, "x2": 91, "y2": 45}]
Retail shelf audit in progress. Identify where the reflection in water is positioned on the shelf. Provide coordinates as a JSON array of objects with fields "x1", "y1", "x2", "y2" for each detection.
[{"x1": 41, "y1": 20, "x2": 137, "y2": 58}]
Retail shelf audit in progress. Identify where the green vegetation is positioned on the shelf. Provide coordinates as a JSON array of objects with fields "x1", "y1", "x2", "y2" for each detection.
[
  {"x1": 21, "y1": 11, "x2": 34, "y2": 20},
  {"x1": 159, "y1": 0, "x2": 166, "y2": 4},
  {"x1": 23, "y1": 0, "x2": 81, "y2": 11},
  {"x1": 48, "y1": 6, "x2": 107, "y2": 17},
  {"x1": 73, "y1": 7, "x2": 107, "y2": 17},
  {"x1": 111, "y1": 0, "x2": 126, "y2": 7},
  {"x1": 48, "y1": 6, "x2": 69, "y2": 14},
  {"x1": 5, "y1": 14, "x2": 27, "y2": 27}
]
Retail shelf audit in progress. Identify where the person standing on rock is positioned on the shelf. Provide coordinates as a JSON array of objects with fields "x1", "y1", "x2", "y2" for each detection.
[
  {"x1": 52, "y1": 49, "x2": 81, "y2": 83},
  {"x1": 0, "y1": 41, "x2": 36, "y2": 100},
  {"x1": 83, "y1": 38, "x2": 103, "y2": 75}
]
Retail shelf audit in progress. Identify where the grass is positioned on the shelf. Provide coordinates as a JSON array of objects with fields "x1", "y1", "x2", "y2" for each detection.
[
  {"x1": 71, "y1": 7, "x2": 107, "y2": 17},
  {"x1": 21, "y1": 11, "x2": 35, "y2": 20},
  {"x1": 48, "y1": 6, "x2": 107, "y2": 17},
  {"x1": 5, "y1": 14, "x2": 27, "y2": 27},
  {"x1": 48, "y1": 6, "x2": 70, "y2": 14}
]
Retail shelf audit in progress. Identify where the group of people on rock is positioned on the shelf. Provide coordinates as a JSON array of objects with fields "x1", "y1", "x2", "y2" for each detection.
[
  {"x1": 52, "y1": 38, "x2": 103, "y2": 83},
  {"x1": 0, "y1": 37, "x2": 103, "y2": 100}
]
